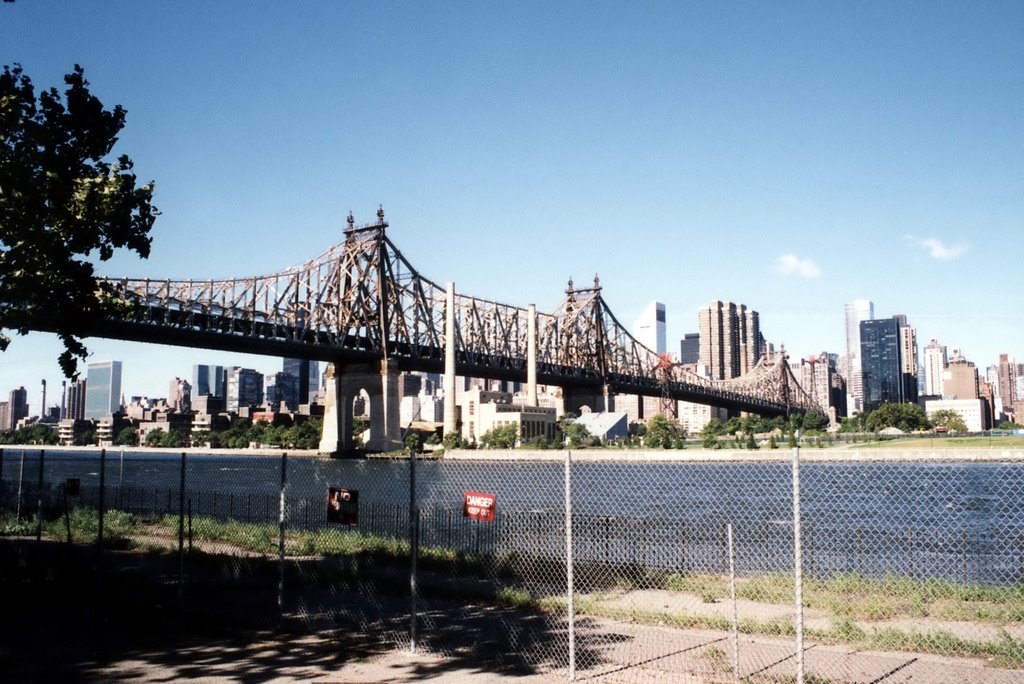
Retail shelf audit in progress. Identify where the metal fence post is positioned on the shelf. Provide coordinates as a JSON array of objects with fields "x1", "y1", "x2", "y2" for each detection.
[
  {"x1": 178, "y1": 451, "x2": 186, "y2": 605},
  {"x1": 728, "y1": 523, "x2": 740, "y2": 682},
  {"x1": 278, "y1": 451, "x2": 288, "y2": 614},
  {"x1": 97, "y1": 448, "x2": 107, "y2": 560},
  {"x1": 565, "y1": 450, "x2": 575, "y2": 681},
  {"x1": 409, "y1": 448, "x2": 419, "y2": 653},
  {"x1": 17, "y1": 449, "x2": 25, "y2": 519},
  {"x1": 792, "y1": 438, "x2": 804, "y2": 684},
  {"x1": 35, "y1": 448, "x2": 45, "y2": 542}
]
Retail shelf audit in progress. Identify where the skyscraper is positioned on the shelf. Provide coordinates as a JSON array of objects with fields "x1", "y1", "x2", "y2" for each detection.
[
  {"x1": 998, "y1": 354, "x2": 1018, "y2": 414},
  {"x1": 679, "y1": 333, "x2": 700, "y2": 365},
  {"x1": 192, "y1": 364, "x2": 226, "y2": 399},
  {"x1": 923, "y1": 339, "x2": 947, "y2": 397},
  {"x1": 168, "y1": 377, "x2": 192, "y2": 412},
  {"x1": 283, "y1": 359, "x2": 320, "y2": 405},
  {"x1": 84, "y1": 361, "x2": 122, "y2": 420},
  {"x1": 942, "y1": 358, "x2": 979, "y2": 400},
  {"x1": 226, "y1": 367, "x2": 263, "y2": 413},
  {"x1": 860, "y1": 318, "x2": 906, "y2": 411},
  {"x1": 6, "y1": 386, "x2": 28, "y2": 429},
  {"x1": 67, "y1": 378, "x2": 87, "y2": 420},
  {"x1": 265, "y1": 371, "x2": 299, "y2": 411},
  {"x1": 633, "y1": 301, "x2": 666, "y2": 355},
  {"x1": 843, "y1": 299, "x2": 874, "y2": 414},
  {"x1": 896, "y1": 316, "x2": 919, "y2": 405},
  {"x1": 698, "y1": 301, "x2": 761, "y2": 380}
]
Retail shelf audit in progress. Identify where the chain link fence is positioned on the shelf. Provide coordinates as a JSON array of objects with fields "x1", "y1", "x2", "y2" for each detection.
[{"x1": 2, "y1": 446, "x2": 1023, "y2": 682}]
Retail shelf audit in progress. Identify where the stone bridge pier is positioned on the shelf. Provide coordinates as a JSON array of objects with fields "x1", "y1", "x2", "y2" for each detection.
[
  {"x1": 319, "y1": 360, "x2": 402, "y2": 455},
  {"x1": 562, "y1": 385, "x2": 613, "y2": 416}
]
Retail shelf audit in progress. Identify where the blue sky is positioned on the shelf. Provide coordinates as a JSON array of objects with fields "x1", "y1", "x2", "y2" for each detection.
[{"x1": 2, "y1": 1, "x2": 1022, "y2": 411}]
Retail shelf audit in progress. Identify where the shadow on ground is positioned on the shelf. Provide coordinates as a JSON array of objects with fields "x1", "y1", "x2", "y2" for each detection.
[{"x1": 0, "y1": 539, "x2": 607, "y2": 682}]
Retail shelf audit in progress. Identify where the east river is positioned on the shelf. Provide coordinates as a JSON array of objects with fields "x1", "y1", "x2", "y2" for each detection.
[{"x1": 2, "y1": 448, "x2": 1023, "y2": 584}]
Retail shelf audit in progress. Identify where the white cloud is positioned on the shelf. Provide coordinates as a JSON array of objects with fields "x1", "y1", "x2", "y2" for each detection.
[
  {"x1": 775, "y1": 254, "x2": 822, "y2": 279},
  {"x1": 920, "y1": 237, "x2": 968, "y2": 261}
]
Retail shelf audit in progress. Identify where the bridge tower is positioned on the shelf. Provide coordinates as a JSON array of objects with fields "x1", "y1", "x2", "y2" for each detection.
[
  {"x1": 318, "y1": 208, "x2": 403, "y2": 455},
  {"x1": 559, "y1": 276, "x2": 613, "y2": 415}
]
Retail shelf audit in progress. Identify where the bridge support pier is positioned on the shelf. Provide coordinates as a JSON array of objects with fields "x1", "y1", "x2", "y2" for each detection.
[
  {"x1": 563, "y1": 386, "x2": 613, "y2": 416},
  {"x1": 318, "y1": 360, "x2": 403, "y2": 456}
]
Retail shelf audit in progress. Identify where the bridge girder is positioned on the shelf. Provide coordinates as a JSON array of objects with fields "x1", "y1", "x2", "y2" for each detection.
[{"x1": 94, "y1": 218, "x2": 824, "y2": 417}]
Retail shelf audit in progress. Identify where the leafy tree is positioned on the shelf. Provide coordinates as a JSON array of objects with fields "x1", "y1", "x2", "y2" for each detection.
[
  {"x1": 0, "y1": 423, "x2": 58, "y2": 445},
  {"x1": 352, "y1": 417, "x2": 369, "y2": 447},
  {"x1": 998, "y1": 420, "x2": 1020, "y2": 431},
  {"x1": 0, "y1": 64, "x2": 157, "y2": 378},
  {"x1": 801, "y1": 411, "x2": 828, "y2": 433},
  {"x1": 158, "y1": 429, "x2": 185, "y2": 448},
  {"x1": 555, "y1": 412, "x2": 592, "y2": 448},
  {"x1": 404, "y1": 431, "x2": 421, "y2": 455},
  {"x1": 74, "y1": 429, "x2": 95, "y2": 446},
  {"x1": 442, "y1": 431, "x2": 464, "y2": 450},
  {"x1": 114, "y1": 426, "x2": 137, "y2": 446},
  {"x1": 722, "y1": 416, "x2": 743, "y2": 436},
  {"x1": 865, "y1": 403, "x2": 930, "y2": 433},
  {"x1": 144, "y1": 428, "x2": 165, "y2": 447},
  {"x1": 701, "y1": 419, "x2": 723, "y2": 449},
  {"x1": 191, "y1": 429, "x2": 211, "y2": 448},
  {"x1": 840, "y1": 414, "x2": 867, "y2": 433},
  {"x1": 283, "y1": 418, "x2": 321, "y2": 449},
  {"x1": 525, "y1": 435, "x2": 550, "y2": 449},
  {"x1": 562, "y1": 421, "x2": 592, "y2": 448},
  {"x1": 644, "y1": 414, "x2": 682, "y2": 449},
  {"x1": 480, "y1": 423, "x2": 519, "y2": 449},
  {"x1": 929, "y1": 409, "x2": 968, "y2": 433}
]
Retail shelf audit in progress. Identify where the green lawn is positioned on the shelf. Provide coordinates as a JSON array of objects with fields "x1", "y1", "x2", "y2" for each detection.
[{"x1": 848, "y1": 435, "x2": 1024, "y2": 450}]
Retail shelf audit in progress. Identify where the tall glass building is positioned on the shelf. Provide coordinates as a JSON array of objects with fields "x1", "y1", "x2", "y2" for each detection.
[
  {"x1": 860, "y1": 319, "x2": 903, "y2": 412},
  {"x1": 283, "y1": 359, "x2": 320, "y2": 405},
  {"x1": 84, "y1": 360, "x2": 122, "y2": 419},
  {"x1": 192, "y1": 364, "x2": 226, "y2": 399}
]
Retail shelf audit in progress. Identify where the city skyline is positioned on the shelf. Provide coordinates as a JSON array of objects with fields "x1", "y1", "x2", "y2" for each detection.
[{"x1": 1, "y1": 2, "x2": 1021, "y2": 411}]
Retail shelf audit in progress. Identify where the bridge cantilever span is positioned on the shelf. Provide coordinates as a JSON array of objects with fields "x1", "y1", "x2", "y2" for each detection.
[{"x1": 92, "y1": 211, "x2": 823, "y2": 452}]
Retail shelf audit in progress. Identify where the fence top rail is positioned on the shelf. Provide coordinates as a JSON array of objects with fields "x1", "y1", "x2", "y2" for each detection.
[{"x1": 442, "y1": 448, "x2": 1024, "y2": 464}]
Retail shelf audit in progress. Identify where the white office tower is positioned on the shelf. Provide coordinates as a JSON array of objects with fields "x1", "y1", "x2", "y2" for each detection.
[
  {"x1": 843, "y1": 299, "x2": 874, "y2": 414},
  {"x1": 633, "y1": 301, "x2": 666, "y2": 354},
  {"x1": 84, "y1": 360, "x2": 123, "y2": 420},
  {"x1": 923, "y1": 339, "x2": 947, "y2": 397}
]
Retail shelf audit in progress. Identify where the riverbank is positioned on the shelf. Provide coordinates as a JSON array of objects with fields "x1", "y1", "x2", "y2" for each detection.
[
  {"x1": 4, "y1": 443, "x2": 1024, "y2": 463},
  {"x1": 0, "y1": 444, "x2": 324, "y2": 458}
]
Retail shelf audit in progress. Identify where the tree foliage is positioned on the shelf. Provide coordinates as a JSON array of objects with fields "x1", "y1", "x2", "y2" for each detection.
[
  {"x1": 929, "y1": 409, "x2": 968, "y2": 433},
  {"x1": 644, "y1": 414, "x2": 683, "y2": 448},
  {"x1": 0, "y1": 64, "x2": 157, "y2": 378},
  {"x1": 701, "y1": 418, "x2": 723, "y2": 448},
  {"x1": 0, "y1": 423, "x2": 58, "y2": 445},
  {"x1": 114, "y1": 426, "x2": 137, "y2": 446},
  {"x1": 480, "y1": 423, "x2": 519, "y2": 449},
  {"x1": 555, "y1": 412, "x2": 592, "y2": 448},
  {"x1": 864, "y1": 403, "x2": 930, "y2": 433}
]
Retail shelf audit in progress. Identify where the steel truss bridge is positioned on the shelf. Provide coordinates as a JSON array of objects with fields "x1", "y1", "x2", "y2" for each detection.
[{"x1": 94, "y1": 210, "x2": 822, "y2": 419}]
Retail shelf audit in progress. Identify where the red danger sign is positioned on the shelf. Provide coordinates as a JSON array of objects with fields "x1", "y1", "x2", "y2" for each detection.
[{"x1": 463, "y1": 490, "x2": 496, "y2": 521}]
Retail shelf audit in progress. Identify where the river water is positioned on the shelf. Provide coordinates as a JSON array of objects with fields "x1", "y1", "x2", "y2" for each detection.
[{"x1": 2, "y1": 448, "x2": 1021, "y2": 585}]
